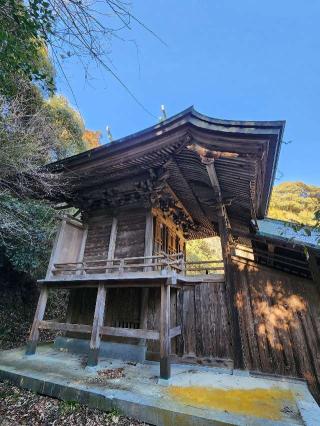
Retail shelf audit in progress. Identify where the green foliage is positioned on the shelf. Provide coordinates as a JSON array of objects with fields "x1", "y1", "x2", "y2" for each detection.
[
  {"x1": 186, "y1": 237, "x2": 222, "y2": 263},
  {"x1": 0, "y1": 0, "x2": 55, "y2": 96},
  {"x1": 268, "y1": 182, "x2": 320, "y2": 226},
  {"x1": 45, "y1": 95, "x2": 86, "y2": 159},
  {"x1": 106, "y1": 407, "x2": 121, "y2": 423},
  {"x1": 0, "y1": 196, "x2": 57, "y2": 277},
  {"x1": 0, "y1": 88, "x2": 87, "y2": 277},
  {"x1": 59, "y1": 400, "x2": 81, "y2": 415},
  {"x1": 187, "y1": 182, "x2": 320, "y2": 263}
]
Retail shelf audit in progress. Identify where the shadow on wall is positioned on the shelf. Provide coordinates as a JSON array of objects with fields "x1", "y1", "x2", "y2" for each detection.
[{"x1": 233, "y1": 260, "x2": 320, "y2": 403}]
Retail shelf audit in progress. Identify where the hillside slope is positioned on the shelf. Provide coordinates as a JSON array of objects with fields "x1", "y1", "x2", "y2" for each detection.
[
  {"x1": 187, "y1": 181, "x2": 320, "y2": 262},
  {"x1": 268, "y1": 181, "x2": 320, "y2": 226}
]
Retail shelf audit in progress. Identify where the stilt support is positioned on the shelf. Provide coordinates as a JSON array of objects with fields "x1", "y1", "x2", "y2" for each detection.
[
  {"x1": 26, "y1": 286, "x2": 48, "y2": 355},
  {"x1": 87, "y1": 283, "x2": 107, "y2": 367},
  {"x1": 160, "y1": 283, "x2": 171, "y2": 380}
]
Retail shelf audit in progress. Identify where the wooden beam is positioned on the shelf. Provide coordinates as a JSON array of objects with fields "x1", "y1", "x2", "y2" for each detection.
[
  {"x1": 38, "y1": 321, "x2": 92, "y2": 334},
  {"x1": 160, "y1": 282, "x2": 171, "y2": 379},
  {"x1": 166, "y1": 184, "x2": 194, "y2": 224},
  {"x1": 87, "y1": 283, "x2": 107, "y2": 366},
  {"x1": 187, "y1": 143, "x2": 239, "y2": 161},
  {"x1": 100, "y1": 326, "x2": 159, "y2": 340},
  {"x1": 205, "y1": 160, "x2": 223, "y2": 199},
  {"x1": 170, "y1": 325, "x2": 182, "y2": 338},
  {"x1": 168, "y1": 159, "x2": 215, "y2": 235},
  {"x1": 25, "y1": 286, "x2": 49, "y2": 355}
]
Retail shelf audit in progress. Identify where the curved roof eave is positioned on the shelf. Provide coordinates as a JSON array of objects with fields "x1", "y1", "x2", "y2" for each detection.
[
  {"x1": 48, "y1": 106, "x2": 285, "y2": 170},
  {"x1": 47, "y1": 107, "x2": 285, "y2": 220}
]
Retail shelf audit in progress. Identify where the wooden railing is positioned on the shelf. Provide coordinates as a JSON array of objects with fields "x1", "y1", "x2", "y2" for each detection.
[
  {"x1": 52, "y1": 252, "x2": 224, "y2": 277},
  {"x1": 179, "y1": 259, "x2": 225, "y2": 275},
  {"x1": 232, "y1": 245, "x2": 310, "y2": 277}
]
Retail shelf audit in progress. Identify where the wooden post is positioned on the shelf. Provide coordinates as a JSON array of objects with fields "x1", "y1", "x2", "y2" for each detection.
[
  {"x1": 87, "y1": 283, "x2": 107, "y2": 366},
  {"x1": 139, "y1": 210, "x2": 153, "y2": 345},
  {"x1": 203, "y1": 156, "x2": 244, "y2": 369},
  {"x1": 25, "y1": 286, "x2": 49, "y2": 355},
  {"x1": 160, "y1": 282, "x2": 171, "y2": 379},
  {"x1": 77, "y1": 225, "x2": 88, "y2": 275},
  {"x1": 107, "y1": 216, "x2": 118, "y2": 270}
]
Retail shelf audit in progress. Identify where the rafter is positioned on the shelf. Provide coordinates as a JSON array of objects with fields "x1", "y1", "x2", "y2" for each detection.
[{"x1": 168, "y1": 158, "x2": 217, "y2": 236}]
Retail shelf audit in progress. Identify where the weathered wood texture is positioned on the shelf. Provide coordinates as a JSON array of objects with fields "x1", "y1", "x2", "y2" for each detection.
[
  {"x1": 25, "y1": 286, "x2": 49, "y2": 354},
  {"x1": 114, "y1": 208, "x2": 146, "y2": 259},
  {"x1": 139, "y1": 210, "x2": 153, "y2": 345},
  {"x1": 83, "y1": 212, "x2": 113, "y2": 261},
  {"x1": 160, "y1": 284, "x2": 171, "y2": 379},
  {"x1": 47, "y1": 219, "x2": 85, "y2": 278},
  {"x1": 146, "y1": 283, "x2": 232, "y2": 360},
  {"x1": 62, "y1": 263, "x2": 320, "y2": 402},
  {"x1": 232, "y1": 259, "x2": 320, "y2": 402},
  {"x1": 87, "y1": 283, "x2": 107, "y2": 366},
  {"x1": 66, "y1": 207, "x2": 147, "y2": 341},
  {"x1": 67, "y1": 287, "x2": 148, "y2": 344},
  {"x1": 187, "y1": 283, "x2": 231, "y2": 358}
]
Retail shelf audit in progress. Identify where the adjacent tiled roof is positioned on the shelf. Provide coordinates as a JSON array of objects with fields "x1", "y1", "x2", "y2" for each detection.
[{"x1": 257, "y1": 218, "x2": 320, "y2": 251}]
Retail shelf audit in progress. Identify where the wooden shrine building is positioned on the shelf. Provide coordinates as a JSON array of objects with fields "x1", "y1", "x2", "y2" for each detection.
[{"x1": 26, "y1": 107, "x2": 320, "y2": 399}]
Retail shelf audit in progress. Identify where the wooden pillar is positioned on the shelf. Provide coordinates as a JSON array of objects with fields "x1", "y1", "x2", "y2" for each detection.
[
  {"x1": 77, "y1": 225, "x2": 88, "y2": 275},
  {"x1": 25, "y1": 286, "x2": 49, "y2": 355},
  {"x1": 107, "y1": 216, "x2": 118, "y2": 262},
  {"x1": 160, "y1": 282, "x2": 171, "y2": 379},
  {"x1": 87, "y1": 283, "x2": 107, "y2": 366},
  {"x1": 218, "y1": 209, "x2": 244, "y2": 369},
  {"x1": 139, "y1": 210, "x2": 153, "y2": 345},
  {"x1": 204, "y1": 157, "x2": 244, "y2": 369}
]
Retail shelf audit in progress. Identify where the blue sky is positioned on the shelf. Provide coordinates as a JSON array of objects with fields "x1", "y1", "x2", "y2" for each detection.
[{"x1": 57, "y1": 0, "x2": 320, "y2": 186}]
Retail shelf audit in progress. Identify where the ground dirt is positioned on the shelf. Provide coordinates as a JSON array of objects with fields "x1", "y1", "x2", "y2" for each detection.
[
  {"x1": 0, "y1": 262, "x2": 149, "y2": 425},
  {"x1": 0, "y1": 380, "x2": 148, "y2": 426}
]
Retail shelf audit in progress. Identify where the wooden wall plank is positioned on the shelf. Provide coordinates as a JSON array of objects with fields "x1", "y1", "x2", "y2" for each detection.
[{"x1": 232, "y1": 259, "x2": 320, "y2": 403}]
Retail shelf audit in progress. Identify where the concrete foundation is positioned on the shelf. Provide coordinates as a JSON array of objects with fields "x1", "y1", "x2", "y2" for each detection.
[
  {"x1": 54, "y1": 337, "x2": 147, "y2": 363},
  {"x1": 0, "y1": 344, "x2": 319, "y2": 426}
]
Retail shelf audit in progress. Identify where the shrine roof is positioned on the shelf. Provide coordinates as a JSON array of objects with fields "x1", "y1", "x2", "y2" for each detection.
[{"x1": 47, "y1": 107, "x2": 285, "y2": 237}]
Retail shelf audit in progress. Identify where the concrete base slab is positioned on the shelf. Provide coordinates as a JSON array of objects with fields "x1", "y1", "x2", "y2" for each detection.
[
  {"x1": 0, "y1": 344, "x2": 319, "y2": 426},
  {"x1": 157, "y1": 378, "x2": 172, "y2": 387},
  {"x1": 54, "y1": 337, "x2": 147, "y2": 363}
]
